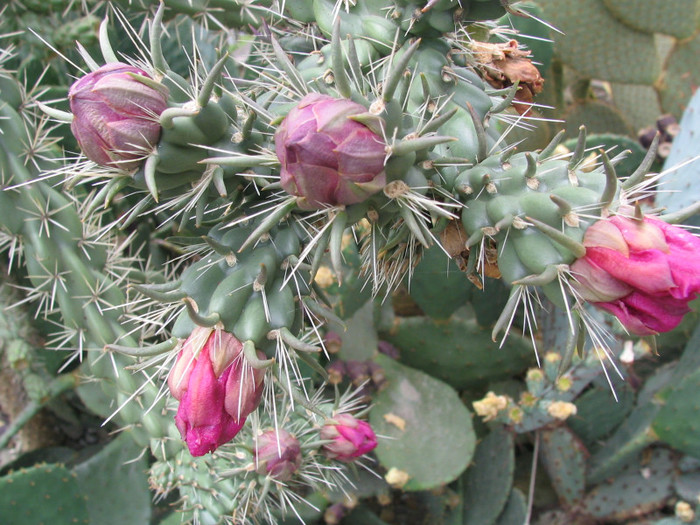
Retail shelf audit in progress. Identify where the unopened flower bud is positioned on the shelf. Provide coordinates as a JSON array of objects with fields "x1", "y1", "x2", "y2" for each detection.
[
  {"x1": 571, "y1": 212, "x2": 700, "y2": 335},
  {"x1": 320, "y1": 413, "x2": 377, "y2": 462},
  {"x1": 69, "y1": 62, "x2": 168, "y2": 169},
  {"x1": 473, "y1": 391, "x2": 509, "y2": 422},
  {"x1": 255, "y1": 429, "x2": 302, "y2": 482},
  {"x1": 275, "y1": 93, "x2": 386, "y2": 209},
  {"x1": 168, "y1": 327, "x2": 264, "y2": 456},
  {"x1": 546, "y1": 401, "x2": 577, "y2": 421}
]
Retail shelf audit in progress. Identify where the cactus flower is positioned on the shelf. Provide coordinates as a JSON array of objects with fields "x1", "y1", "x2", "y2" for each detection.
[
  {"x1": 320, "y1": 413, "x2": 377, "y2": 462},
  {"x1": 255, "y1": 429, "x2": 302, "y2": 481},
  {"x1": 68, "y1": 62, "x2": 168, "y2": 169},
  {"x1": 571, "y1": 212, "x2": 700, "y2": 335},
  {"x1": 168, "y1": 327, "x2": 265, "y2": 456},
  {"x1": 275, "y1": 93, "x2": 387, "y2": 209}
]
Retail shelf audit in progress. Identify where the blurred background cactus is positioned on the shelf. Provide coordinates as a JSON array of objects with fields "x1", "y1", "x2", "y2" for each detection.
[{"x1": 2, "y1": 1, "x2": 700, "y2": 524}]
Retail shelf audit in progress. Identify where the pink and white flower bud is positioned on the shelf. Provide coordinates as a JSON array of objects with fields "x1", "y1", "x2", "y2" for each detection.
[
  {"x1": 275, "y1": 93, "x2": 386, "y2": 210},
  {"x1": 68, "y1": 62, "x2": 168, "y2": 169},
  {"x1": 168, "y1": 328, "x2": 264, "y2": 456},
  {"x1": 320, "y1": 413, "x2": 377, "y2": 462},
  {"x1": 255, "y1": 429, "x2": 302, "y2": 481},
  {"x1": 571, "y1": 213, "x2": 700, "y2": 335}
]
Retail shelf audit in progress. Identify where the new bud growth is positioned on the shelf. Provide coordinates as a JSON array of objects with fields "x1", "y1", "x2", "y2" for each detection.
[
  {"x1": 255, "y1": 429, "x2": 302, "y2": 481},
  {"x1": 571, "y1": 211, "x2": 700, "y2": 335},
  {"x1": 69, "y1": 62, "x2": 168, "y2": 169},
  {"x1": 168, "y1": 327, "x2": 265, "y2": 456},
  {"x1": 320, "y1": 413, "x2": 377, "y2": 462},
  {"x1": 275, "y1": 93, "x2": 386, "y2": 209}
]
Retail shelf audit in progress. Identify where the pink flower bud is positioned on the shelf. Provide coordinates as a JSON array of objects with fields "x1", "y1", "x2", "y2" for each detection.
[
  {"x1": 255, "y1": 429, "x2": 302, "y2": 481},
  {"x1": 571, "y1": 213, "x2": 700, "y2": 335},
  {"x1": 320, "y1": 413, "x2": 377, "y2": 462},
  {"x1": 275, "y1": 93, "x2": 386, "y2": 209},
  {"x1": 69, "y1": 63, "x2": 168, "y2": 169},
  {"x1": 168, "y1": 328, "x2": 264, "y2": 456}
]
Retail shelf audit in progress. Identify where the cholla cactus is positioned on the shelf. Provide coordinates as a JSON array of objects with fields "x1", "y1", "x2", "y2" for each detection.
[{"x1": 4, "y1": 0, "x2": 700, "y2": 523}]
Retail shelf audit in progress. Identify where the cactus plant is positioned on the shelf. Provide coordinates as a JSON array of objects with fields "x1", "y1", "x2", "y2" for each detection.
[{"x1": 2, "y1": 1, "x2": 700, "y2": 523}]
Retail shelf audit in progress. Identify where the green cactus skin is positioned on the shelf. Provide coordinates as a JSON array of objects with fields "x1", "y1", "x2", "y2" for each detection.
[
  {"x1": 539, "y1": 426, "x2": 587, "y2": 507},
  {"x1": 380, "y1": 310, "x2": 534, "y2": 389},
  {"x1": 460, "y1": 427, "x2": 515, "y2": 525},
  {"x1": 581, "y1": 448, "x2": 675, "y2": 522},
  {"x1": 0, "y1": 464, "x2": 90, "y2": 525}
]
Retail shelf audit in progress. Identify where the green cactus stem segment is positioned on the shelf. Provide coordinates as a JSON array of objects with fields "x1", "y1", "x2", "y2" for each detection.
[
  {"x1": 622, "y1": 132, "x2": 660, "y2": 191},
  {"x1": 559, "y1": 314, "x2": 583, "y2": 375},
  {"x1": 491, "y1": 287, "x2": 523, "y2": 343},
  {"x1": 331, "y1": 18, "x2": 352, "y2": 98},
  {"x1": 390, "y1": 135, "x2": 456, "y2": 156},
  {"x1": 302, "y1": 297, "x2": 345, "y2": 328},
  {"x1": 512, "y1": 263, "x2": 562, "y2": 286},
  {"x1": 274, "y1": 327, "x2": 321, "y2": 353},
  {"x1": 569, "y1": 126, "x2": 587, "y2": 168},
  {"x1": 242, "y1": 340, "x2": 275, "y2": 369},
  {"x1": 144, "y1": 154, "x2": 160, "y2": 201},
  {"x1": 418, "y1": 107, "x2": 458, "y2": 136},
  {"x1": 489, "y1": 81, "x2": 520, "y2": 115},
  {"x1": 36, "y1": 101, "x2": 73, "y2": 123},
  {"x1": 200, "y1": 153, "x2": 278, "y2": 168},
  {"x1": 383, "y1": 39, "x2": 422, "y2": 103},
  {"x1": 197, "y1": 53, "x2": 230, "y2": 108},
  {"x1": 202, "y1": 236, "x2": 237, "y2": 265},
  {"x1": 237, "y1": 197, "x2": 298, "y2": 253},
  {"x1": 129, "y1": 283, "x2": 187, "y2": 303},
  {"x1": 467, "y1": 102, "x2": 488, "y2": 163},
  {"x1": 149, "y1": 3, "x2": 167, "y2": 73},
  {"x1": 98, "y1": 17, "x2": 119, "y2": 63},
  {"x1": 183, "y1": 297, "x2": 221, "y2": 327},
  {"x1": 659, "y1": 200, "x2": 700, "y2": 224},
  {"x1": 539, "y1": 130, "x2": 566, "y2": 160},
  {"x1": 598, "y1": 149, "x2": 618, "y2": 211},
  {"x1": 106, "y1": 337, "x2": 181, "y2": 357},
  {"x1": 159, "y1": 107, "x2": 199, "y2": 130},
  {"x1": 270, "y1": 33, "x2": 308, "y2": 96},
  {"x1": 330, "y1": 210, "x2": 348, "y2": 283},
  {"x1": 524, "y1": 216, "x2": 586, "y2": 258}
]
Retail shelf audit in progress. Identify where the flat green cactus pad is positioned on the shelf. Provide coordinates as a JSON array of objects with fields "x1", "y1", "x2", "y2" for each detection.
[
  {"x1": 461, "y1": 427, "x2": 515, "y2": 524},
  {"x1": 380, "y1": 310, "x2": 534, "y2": 390},
  {"x1": 538, "y1": 0, "x2": 660, "y2": 85},
  {"x1": 581, "y1": 448, "x2": 675, "y2": 521},
  {"x1": 539, "y1": 427, "x2": 587, "y2": 507},
  {"x1": 602, "y1": 0, "x2": 700, "y2": 39},
  {"x1": 611, "y1": 83, "x2": 663, "y2": 132},
  {"x1": 660, "y1": 35, "x2": 700, "y2": 119},
  {"x1": 369, "y1": 354, "x2": 476, "y2": 491},
  {"x1": 0, "y1": 464, "x2": 89, "y2": 525}
]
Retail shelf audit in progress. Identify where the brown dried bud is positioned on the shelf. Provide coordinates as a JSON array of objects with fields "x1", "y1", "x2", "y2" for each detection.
[{"x1": 469, "y1": 40, "x2": 544, "y2": 115}]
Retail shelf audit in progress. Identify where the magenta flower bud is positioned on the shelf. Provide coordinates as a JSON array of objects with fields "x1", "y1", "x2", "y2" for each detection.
[
  {"x1": 320, "y1": 413, "x2": 377, "y2": 462},
  {"x1": 68, "y1": 62, "x2": 168, "y2": 169},
  {"x1": 571, "y1": 213, "x2": 700, "y2": 335},
  {"x1": 168, "y1": 327, "x2": 264, "y2": 456},
  {"x1": 275, "y1": 93, "x2": 387, "y2": 210},
  {"x1": 255, "y1": 429, "x2": 302, "y2": 481}
]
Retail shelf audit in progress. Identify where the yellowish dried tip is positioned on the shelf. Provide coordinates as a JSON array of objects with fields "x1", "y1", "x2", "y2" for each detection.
[
  {"x1": 545, "y1": 351, "x2": 561, "y2": 363},
  {"x1": 385, "y1": 467, "x2": 411, "y2": 489},
  {"x1": 508, "y1": 407, "x2": 524, "y2": 424},
  {"x1": 675, "y1": 501, "x2": 695, "y2": 523},
  {"x1": 473, "y1": 391, "x2": 509, "y2": 422},
  {"x1": 547, "y1": 401, "x2": 577, "y2": 421},
  {"x1": 526, "y1": 368, "x2": 545, "y2": 382},
  {"x1": 520, "y1": 392, "x2": 538, "y2": 407},
  {"x1": 556, "y1": 376, "x2": 573, "y2": 392},
  {"x1": 314, "y1": 266, "x2": 335, "y2": 288}
]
